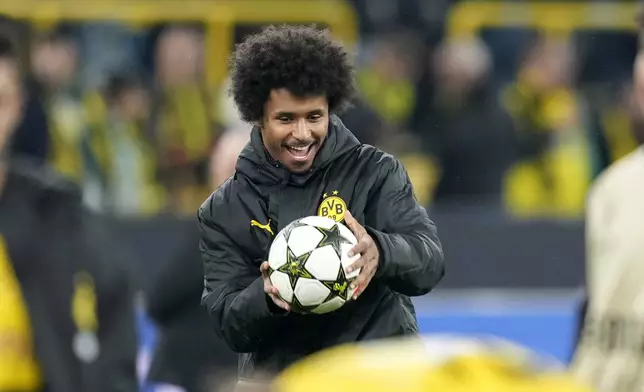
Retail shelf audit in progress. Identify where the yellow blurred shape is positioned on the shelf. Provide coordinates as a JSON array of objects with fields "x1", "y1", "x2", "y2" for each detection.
[
  {"x1": 273, "y1": 338, "x2": 591, "y2": 392},
  {"x1": 504, "y1": 144, "x2": 590, "y2": 218},
  {"x1": 447, "y1": 2, "x2": 638, "y2": 41},
  {"x1": 1, "y1": 0, "x2": 357, "y2": 86}
]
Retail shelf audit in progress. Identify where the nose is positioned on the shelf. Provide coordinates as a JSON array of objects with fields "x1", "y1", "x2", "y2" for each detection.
[{"x1": 292, "y1": 118, "x2": 311, "y2": 140}]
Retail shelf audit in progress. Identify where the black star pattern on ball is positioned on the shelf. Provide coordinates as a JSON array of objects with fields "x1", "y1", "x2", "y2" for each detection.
[
  {"x1": 322, "y1": 265, "x2": 351, "y2": 301},
  {"x1": 277, "y1": 246, "x2": 313, "y2": 288},
  {"x1": 315, "y1": 223, "x2": 352, "y2": 258},
  {"x1": 290, "y1": 295, "x2": 320, "y2": 314}
]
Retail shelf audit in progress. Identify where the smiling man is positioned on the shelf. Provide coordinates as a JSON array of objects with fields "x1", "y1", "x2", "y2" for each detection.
[{"x1": 198, "y1": 25, "x2": 444, "y2": 389}]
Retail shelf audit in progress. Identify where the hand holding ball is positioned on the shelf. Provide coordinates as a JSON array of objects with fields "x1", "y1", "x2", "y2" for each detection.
[{"x1": 266, "y1": 216, "x2": 361, "y2": 314}]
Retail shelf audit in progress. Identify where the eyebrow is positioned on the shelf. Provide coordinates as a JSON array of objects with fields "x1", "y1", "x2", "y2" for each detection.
[{"x1": 274, "y1": 109, "x2": 326, "y2": 117}]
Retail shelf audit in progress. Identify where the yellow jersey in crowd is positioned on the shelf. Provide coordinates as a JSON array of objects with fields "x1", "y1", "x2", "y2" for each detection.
[{"x1": 0, "y1": 236, "x2": 43, "y2": 391}]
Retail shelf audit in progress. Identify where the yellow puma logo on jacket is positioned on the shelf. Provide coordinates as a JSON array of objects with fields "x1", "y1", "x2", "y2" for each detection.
[{"x1": 251, "y1": 219, "x2": 274, "y2": 236}]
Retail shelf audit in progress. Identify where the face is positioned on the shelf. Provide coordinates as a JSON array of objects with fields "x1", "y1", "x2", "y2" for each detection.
[
  {"x1": 31, "y1": 40, "x2": 77, "y2": 88},
  {"x1": 261, "y1": 89, "x2": 329, "y2": 173},
  {"x1": 0, "y1": 59, "x2": 22, "y2": 155},
  {"x1": 524, "y1": 40, "x2": 574, "y2": 92},
  {"x1": 119, "y1": 87, "x2": 149, "y2": 121},
  {"x1": 156, "y1": 29, "x2": 203, "y2": 86}
]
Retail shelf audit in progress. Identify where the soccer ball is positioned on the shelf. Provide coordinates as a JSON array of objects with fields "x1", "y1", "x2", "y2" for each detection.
[{"x1": 267, "y1": 216, "x2": 361, "y2": 314}]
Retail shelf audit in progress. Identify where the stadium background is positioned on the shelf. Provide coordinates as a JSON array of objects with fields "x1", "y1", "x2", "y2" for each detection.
[{"x1": 0, "y1": 0, "x2": 640, "y2": 390}]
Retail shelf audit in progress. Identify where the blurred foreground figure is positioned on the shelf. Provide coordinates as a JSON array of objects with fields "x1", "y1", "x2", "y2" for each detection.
[
  {"x1": 273, "y1": 335, "x2": 590, "y2": 392},
  {"x1": 0, "y1": 36, "x2": 137, "y2": 391},
  {"x1": 146, "y1": 226, "x2": 237, "y2": 392},
  {"x1": 570, "y1": 51, "x2": 644, "y2": 391}
]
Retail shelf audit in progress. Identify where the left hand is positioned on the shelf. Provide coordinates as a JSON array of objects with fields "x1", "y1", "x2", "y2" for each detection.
[{"x1": 344, "y1": 210, "x2": 380, "y2": 300}]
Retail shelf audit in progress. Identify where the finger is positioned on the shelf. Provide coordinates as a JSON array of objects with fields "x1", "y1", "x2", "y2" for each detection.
[
  {"x1": 350, "y1": 263, "x2": 370, "y2": 287},
  {"x1": 343, "y1": 210, "x2": 361, "y2": 235},
  {"x1": 350, "y1": 255, "x2": 377, "y2": 287},
  {"x1": 264, "y1": 284, "x2": 279, "y2": 295},
  {"x1": 362, "y1": 248, "x2": 379, "y2": 267},
  {"x1": 346, "y1": 255, "x2": 366, "y2": 274},
  {"x1": 351, "y1": 270, "x2": 375, "y2": 300},
  {"x1": 268, "y1": 293, "x2": 290, "y2": 311},
  {"x1": 260, "y1": 261, "x2": 271, "y2": 272},
  {"x1": 348, "y1": 241, "x2": 368, "y2": 258}
]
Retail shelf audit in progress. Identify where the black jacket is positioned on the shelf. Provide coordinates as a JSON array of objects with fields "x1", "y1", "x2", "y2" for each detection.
[
  {"x1": 2, "y1": 161, "x2": 137, "y2": 392},
  {"x1": 198, "y1": 116, "x2": 444, "y2": 380}
]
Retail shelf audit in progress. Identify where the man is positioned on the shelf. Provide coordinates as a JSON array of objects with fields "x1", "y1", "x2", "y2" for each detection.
[
  {"x1": 0, "y1": 35, "x2": 137, "y2": 391},
  {"x1": 198, "y1": 25, "x2": 445, "y2": 386},
  {"x1": 569, "y1": 12, "x2": 644, "y2": 391}
]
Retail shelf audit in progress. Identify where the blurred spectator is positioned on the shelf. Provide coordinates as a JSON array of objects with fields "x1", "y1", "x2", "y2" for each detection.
[
  {"x1": 501, "y1": 36, "x2": 594, "y2": 218},
  {"x1": 357, "y1": 30, "x2": 420, "y2": 132},
  {"x1": 356, "y1": 31, "x2": 438, "y2": 205},
  {"x1": 337, "y1": 98, "x2": 384, "y2": 147},
  {"x1": 209, "y1": 129, "x2": 250, "y2": 190},
  {"x1": 146, "y1": 228, "x2": 237, "y2": 392},
  {"x1": 82, "y1": 73, "x2": 165, "y2": 216},
  {"x1": 30, "y1": 27, "x2": 87, "y2": 181},
  {"x1": 78, "y1": 22, "x2": 142, "y2": 90},
  {"x1": 150, "y1": 25, "x2": 220, "y2": 215},
  {"x1": 0, "y1": 33, "x2": 137, "y2": 392},
  {"x1": 414, "y1": 38, "x2": 518, "y2": 207},
  {"x1": 11, "y1": 78, "x2": 50, "y2": 164},
  {"x1": 592, "y1": 82, "x2": 643, "y2": 172}
]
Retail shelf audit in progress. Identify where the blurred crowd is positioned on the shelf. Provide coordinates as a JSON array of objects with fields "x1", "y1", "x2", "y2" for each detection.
[{"x1": 0, "y1": 1, "x2": 641, "y2": 220}]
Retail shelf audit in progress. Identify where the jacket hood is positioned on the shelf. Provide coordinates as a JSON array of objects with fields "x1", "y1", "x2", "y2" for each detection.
[{"x1": 236, "y1": 114, "x2": 361, "y2": 186}]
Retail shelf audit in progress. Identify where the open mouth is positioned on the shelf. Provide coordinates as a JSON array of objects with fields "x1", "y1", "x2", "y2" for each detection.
[{"x1": 284, "y1": 143, "x2": 316, "y2": 162}]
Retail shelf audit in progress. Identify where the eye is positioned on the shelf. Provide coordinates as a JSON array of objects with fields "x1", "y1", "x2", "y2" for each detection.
[
  {"x1": 278, "y1": 116, "x2": 292, "y2": 123},
  {"x1": 309, "y1": 114, "x2": 322, "y2": 122}
]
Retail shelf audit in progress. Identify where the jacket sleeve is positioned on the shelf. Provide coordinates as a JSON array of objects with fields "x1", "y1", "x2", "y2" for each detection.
[
  {"x1": 199, "y1": 198, "x2": 284, "y2": 353},
  {"x1": 364, "y1": 157, "x2": 445, "y2": 296}
]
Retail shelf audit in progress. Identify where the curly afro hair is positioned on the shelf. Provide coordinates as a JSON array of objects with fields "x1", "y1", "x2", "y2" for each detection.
[{"x1": 229, "y1": 25, "x2": 357, "y2": 123}]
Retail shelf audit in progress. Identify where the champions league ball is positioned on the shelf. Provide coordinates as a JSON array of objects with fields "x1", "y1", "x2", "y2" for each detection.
[{"x1": 267, "y1": 216, "x2": 361, "y2": 314}]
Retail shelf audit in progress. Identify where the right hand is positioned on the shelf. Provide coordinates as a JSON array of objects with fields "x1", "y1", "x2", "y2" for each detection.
[{"x1": 261, "y1": 261, "x2": 290, "y2": 312}]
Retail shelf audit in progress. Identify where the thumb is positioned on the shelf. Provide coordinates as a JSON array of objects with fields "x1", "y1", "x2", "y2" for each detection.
[
  {"x1": 343, "y1": 210, "x2": 358, "y2": 233},
  {"x1": 344, "y1": 209, "x2": 355, "y2": 224}
]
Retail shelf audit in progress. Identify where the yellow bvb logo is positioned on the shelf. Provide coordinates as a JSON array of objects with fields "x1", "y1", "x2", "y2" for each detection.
[{"x1": 317, "y1": 190, "x2": 346, "y2": 222}]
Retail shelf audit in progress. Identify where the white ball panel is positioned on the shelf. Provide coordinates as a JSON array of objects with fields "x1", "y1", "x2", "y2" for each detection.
[
  {"x1": 312, "y1": 296, "x2": 345, "y2": 314},
  {"x1": 305, "y1": 246, "x2": 341, "y2": 281},
  {"x1": 287, "y1": 226, "x2": 323, "y2": 257},
  {"x1": 270, "y1": 271, "x2": 294, "y2": 303},
  {"x1": 299, "y1": 216, "x2": 336, "y2": 229},
  {"x1": 341, "y1": 242, "x2": 361, "y2": 280},
  {"x1": 294, "y1": 278, "x2": 330, "y2": 307},
  {"x1": 337, "y1": 222, "x2": 358, "y2": 244},
  {"x1": 267, "y1": 234, "x2": 288, "y2": 270}
]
